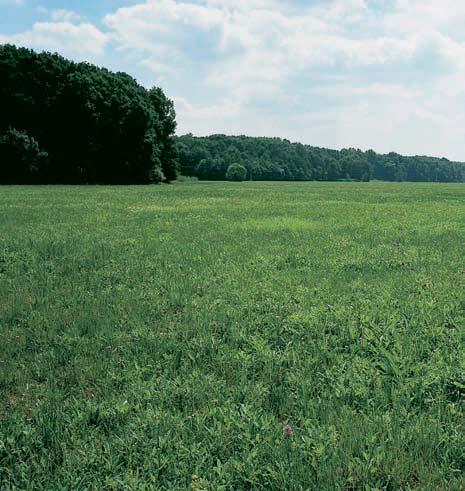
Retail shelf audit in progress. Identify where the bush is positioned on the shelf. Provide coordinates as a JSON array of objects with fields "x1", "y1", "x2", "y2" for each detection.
[
  {"x1": 176, "y1": 175, "x2": 199, "y2": 183},
  {"x1": 147, "y1": 166, "x2": 166, "y2": 184},
  {"x1": 0, "y1": 128, "x2": 47, "y2": 183},
  {"x1": 226, "y1": 163, "x2": 247, "y2": 182}
]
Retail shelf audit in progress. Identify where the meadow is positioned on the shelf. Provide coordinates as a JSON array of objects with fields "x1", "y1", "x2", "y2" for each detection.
[{"x1": 0, "y1": 182, "x2": 464, "y2": 490}]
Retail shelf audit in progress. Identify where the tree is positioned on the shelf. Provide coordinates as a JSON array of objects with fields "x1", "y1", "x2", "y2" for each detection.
[
  {"x1": 0, "y1": 44, "x2": 177, "y2": 184},
  {"x1": 226, "y1": 163, "x2": 247, "y2": 181},
  {"x1": 148, "y1": 87, "x2": 178, "y2": 181},
  {"x1": 176, "y1": 134, "x2": 465, "y2": 183},
  {"x1": 0, "y1": 128, "x2": 47, "y2": 183}
]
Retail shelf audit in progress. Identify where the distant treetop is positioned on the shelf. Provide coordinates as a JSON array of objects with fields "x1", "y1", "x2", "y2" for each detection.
[{"x1": 176, "y1": 134, "x2": 465, "y2": 183}]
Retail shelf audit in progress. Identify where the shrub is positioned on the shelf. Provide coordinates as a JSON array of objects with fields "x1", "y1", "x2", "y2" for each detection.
[
  {"x1": 226, "y1": 163, "x2": 247, "y2": 182},
  {"x1": 147, "y1": 166, "x2": 165, "y2": 184},
  {"x1": 176, "y1": 175, "x2": 199, "y2": 183},
  {"x1": 0, "y1": 128, "x2": 47, "y2": 183}
]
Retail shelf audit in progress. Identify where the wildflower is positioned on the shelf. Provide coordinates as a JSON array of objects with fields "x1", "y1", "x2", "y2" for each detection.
[{"x1": 283, "y1": 424, "x2": 294, "y2": 438}]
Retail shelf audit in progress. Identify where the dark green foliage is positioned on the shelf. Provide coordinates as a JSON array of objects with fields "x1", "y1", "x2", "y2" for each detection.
[
  {"x1": 0, "y1": 44, "x2": 177, "y2": 184},
  {"x1": 177, "y1": 134, "x2": 465, "y2": 183},
  {"x1": 148, "y1": 87, "x2": 178, "y2": 181},
  {"x1": 366, "y1": 150, "x2": 465, "y2": 182},
  {"x1": 226, "y1": 162, "x2": 247, "y2": 181},
  {"x1": 196, "y1": 157, "x2": 227, "y2": 180},
  {"x1": 0, "y1": 128, "x2": 47, "y2": 183}
]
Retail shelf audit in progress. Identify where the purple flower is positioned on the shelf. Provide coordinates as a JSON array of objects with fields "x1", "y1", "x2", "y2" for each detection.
[{"x1": 283, "y1": 424, "x2": 294, "y2": 438}]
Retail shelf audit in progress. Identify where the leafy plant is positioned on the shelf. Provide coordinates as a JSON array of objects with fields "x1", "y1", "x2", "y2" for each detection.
[{"x1": 226, "y1": 163, "x2": 247, "y2": 181}]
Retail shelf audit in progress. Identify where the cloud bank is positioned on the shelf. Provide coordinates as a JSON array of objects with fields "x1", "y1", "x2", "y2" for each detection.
[{"x1": 1, "y1": 0, "x2": 465, "y2": 159}]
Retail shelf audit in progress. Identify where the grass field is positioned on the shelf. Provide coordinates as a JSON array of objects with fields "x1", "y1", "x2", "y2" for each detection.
[{"x1": 0, "y1": 182, "x2": 464, "y2": 490}]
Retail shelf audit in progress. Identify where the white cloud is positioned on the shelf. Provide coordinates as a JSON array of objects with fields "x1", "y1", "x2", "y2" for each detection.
[
  {"x1": 96, "y1": 0, "x2": 465, "y2": 159},
  {"x1": 49, "y1": 9, "x2": 82, "y2": 23},
  {"x1": 104, "y1": 0, "x2": 464, "y2": 93},
  {"x1": 3, "y1": 0, "x2": 465, "y2": 159},
  {"x1": 104, "y1": 0, "x2": 225, "y2": 50},
  {"x1": 385, "y1": 0, "x2": 465, "y2": 37},
  {"x1": 0, "y1": 22, "x2": 108, "y2": 60}
]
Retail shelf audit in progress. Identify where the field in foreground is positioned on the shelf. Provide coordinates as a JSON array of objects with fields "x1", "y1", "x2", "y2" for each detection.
[{"x1": 0, "y1": 182, "x2": 464, "y2": 490}]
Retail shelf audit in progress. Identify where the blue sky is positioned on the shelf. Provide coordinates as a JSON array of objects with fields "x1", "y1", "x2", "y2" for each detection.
[{"x1": 1, "y1": 0, "x2": 465, "y2": 160}]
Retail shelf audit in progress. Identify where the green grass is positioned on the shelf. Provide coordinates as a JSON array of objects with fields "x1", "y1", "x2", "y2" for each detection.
[{"x1": 0, "y1": 182, "x2": 464, "y2": 490}]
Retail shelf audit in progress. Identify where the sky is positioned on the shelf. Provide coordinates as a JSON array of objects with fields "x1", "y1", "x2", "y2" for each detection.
[{"x1": 1, "y1": 0, "x2": 465, "y2": 160}]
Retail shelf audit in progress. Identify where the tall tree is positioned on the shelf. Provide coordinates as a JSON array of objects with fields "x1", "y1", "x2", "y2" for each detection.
[{"x1": 0, "y1": 44, "x2": 177, "y2": 184}]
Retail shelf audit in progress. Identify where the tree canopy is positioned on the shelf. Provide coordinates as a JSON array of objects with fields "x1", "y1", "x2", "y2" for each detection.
[
  {"x1": 0, "y1": 44, "x2": 177, "y2": 184},
  {"x1": 176, "y1": 134, "x2": 465, "y2": 183}
]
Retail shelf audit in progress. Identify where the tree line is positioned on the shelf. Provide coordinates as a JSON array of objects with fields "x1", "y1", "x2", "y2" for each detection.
[
  {"x1": 1, "y1": 45, "x2": 464, "y2": 185},
  {"x1": 176, "y1": 134, "x2": 465, "y2": 183},
  {"x1": 0, "y1": 45, "x2": 177, "y2": 184}
]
